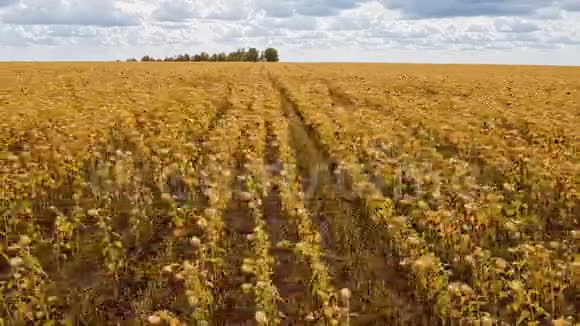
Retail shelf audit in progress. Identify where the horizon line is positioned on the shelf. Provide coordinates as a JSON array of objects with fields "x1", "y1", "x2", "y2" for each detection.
[{"x1": 1, "y1": 60, "x2": 580, "y2": 67}]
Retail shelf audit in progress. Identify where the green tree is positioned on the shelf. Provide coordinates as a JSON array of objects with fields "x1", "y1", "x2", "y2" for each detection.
[
  {"x1": 227, "y1": 48, "x2": 246, "y2": 61},
  {"x1": 174, "y1": 54, "x2": 190, "y2": 62},
  {"x1": 245, "y1": 48, "x2": 259, "y2": 62},
  {"x1": 264, "y1": 48, "x2": 279, "y2": 62},
  {"x1": 132, "y1": 47, "x2": 280, "y2": 63}
]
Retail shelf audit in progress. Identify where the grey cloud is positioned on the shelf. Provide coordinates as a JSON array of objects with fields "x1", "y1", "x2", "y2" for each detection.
[
  {"x1": 256, "y1": 0, "x2": 362, "y2": 17},
  {"x1": 154, "y1": 0, "x2": 580, "y2": 22},
  {"x1": 254, "y1": 0, "x2": 294, "y2": 17},
  {"x1": 296, "y1": 1, "x2": 356, "y2": 16},
  {"x1": 494, "y1": 19, "x2": 541, "y2": 33},
  {"x1": 152, "y1": 0, "x2": 196, "y2": 22},
  {"x1": 547, "y1": 35, "x2": 580, "y2": 44},
  {"x1": 29, "y1": 36, "x2": 60, "y2": 46},
  {"x1": 466, "y1": 24, "x2": 491, "y2": 33},
  {"x1": 2, "y1": 0, "x2": 140, "y2": 26},
  {"x1": 0, "y1": 0, "x2": 17, "y2": 7},
  {"x1": 153, "y1": 0, "x2": 354, "y2": 22},
  {"x1": 501, "y1": 31, "x2": 540, "y2": 42},
  {"x1": 560, "y1": 0, "x2": 580, "y2": 11},
  {"x1": 380, "y1": 0, "x2": 557, "y2": 19},
  {"x1": 533, "y1": 6, "x2": 563, "y2": 19},
  {"x1": 151, "y1": 0, "x2": 361, "y2": 23}
]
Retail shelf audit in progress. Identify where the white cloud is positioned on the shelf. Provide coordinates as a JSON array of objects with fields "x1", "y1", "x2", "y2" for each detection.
[
  {"x1": 1, "y1": 0, "x2": 140, "y2": 26},
  {"x1": 494, "y1": 19, "x2": 541, "y2": 33},
  {"x1": 0, "y1": 0, "x2": 579, "y2": 64},
  {"x1": 151, "y1": 0, "x2": 254, "y2": 22},
  {"x1": 46, "y1": 25, "x2": 98, "y2": 38},
  {"x1": 152, "y1": 0, "x2": 196, "y2": 22},
  {"x1": 203, "y1": 0, "x2": 254, "y2": 20},
  {"x1": 265, "y1": 15, "x2": 318, "y2": 30}
]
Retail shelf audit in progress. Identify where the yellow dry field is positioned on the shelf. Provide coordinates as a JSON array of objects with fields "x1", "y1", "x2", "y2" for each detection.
[{"x1": 0, "y1": 62, "x2": 578, "y2": 325}]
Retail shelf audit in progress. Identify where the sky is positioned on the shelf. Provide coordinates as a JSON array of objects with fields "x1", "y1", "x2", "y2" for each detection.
[{"x1": 1, "y1": 0, "x2": 580, "y2": 65}]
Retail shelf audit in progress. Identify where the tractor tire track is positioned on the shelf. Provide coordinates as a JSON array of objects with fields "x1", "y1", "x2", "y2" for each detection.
[{"x1": 270, "y1": 74, "x2": 433, "y2": 325}]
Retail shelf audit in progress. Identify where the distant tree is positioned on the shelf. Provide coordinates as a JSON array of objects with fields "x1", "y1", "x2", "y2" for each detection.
[
  {"x1": 245, "y1": 48, "x2": 259, "y2": 62},
  {"x1": 227, "y1": 48, "x2": 246, "y2": 61},
  {"x1": 264, "y1": 48, "x2": 279, "y2": 62},
  {"x1": 131, "y1": 48, "x2": 280, "y2": 63},
  {"x1": 126, "y1": 58, "x2": 138, "y2": 62},
  {"x1": 175, "y1": 54, "x2": 190, "y2": 62}
]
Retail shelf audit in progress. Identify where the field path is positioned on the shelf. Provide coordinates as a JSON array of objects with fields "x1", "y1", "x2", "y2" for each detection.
[
  {"x1": 267, "y1": 72, "x2": 435, "y2": 325},
  {"x1": 262, "y1": 118, "x2": 316, "y2": 323}
]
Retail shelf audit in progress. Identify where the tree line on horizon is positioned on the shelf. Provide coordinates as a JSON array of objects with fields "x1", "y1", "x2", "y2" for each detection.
[{"x1": 126, "y1": 47, "x2": 279, "y2": 63}]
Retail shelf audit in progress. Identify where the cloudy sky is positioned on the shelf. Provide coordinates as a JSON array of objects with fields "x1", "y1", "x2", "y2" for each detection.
[{"x1": 1, "y1": 0, "x2": 580, "y2": 64}]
